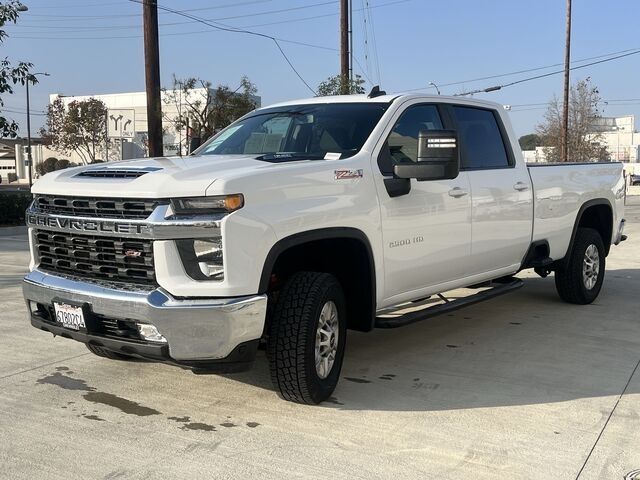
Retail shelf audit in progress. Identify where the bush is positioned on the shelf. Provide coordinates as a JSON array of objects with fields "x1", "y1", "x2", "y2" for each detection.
[
  {"x1": 7, "y1": 172, "x2": 18, "y2": 183},
  {"x1": 35, "y1": 157, "x2": 77, "y2": 176},
  {"x1": 55, "y1": 159, "x2": 72, "y2": 170},
  {"x1": 36, "y1": 157, "x2": 58, "y2": 176},
  {"x1": 0, "y1": 191, "x2": 32, "y2": 225}
]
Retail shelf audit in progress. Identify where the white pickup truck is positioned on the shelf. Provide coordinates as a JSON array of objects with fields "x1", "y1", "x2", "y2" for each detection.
[{"x1": 23, "y1": 92, "x2": 627, "y2": 404}]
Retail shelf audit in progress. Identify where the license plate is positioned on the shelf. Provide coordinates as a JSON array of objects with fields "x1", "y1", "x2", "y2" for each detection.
[{"x1": 53, "y1": 302, "x2": 86, "y2": 331}]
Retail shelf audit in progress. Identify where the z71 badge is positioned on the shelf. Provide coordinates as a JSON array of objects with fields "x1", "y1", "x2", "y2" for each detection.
[{"x1": 334, "y1": 169, "x2": 363, "y2": 180}]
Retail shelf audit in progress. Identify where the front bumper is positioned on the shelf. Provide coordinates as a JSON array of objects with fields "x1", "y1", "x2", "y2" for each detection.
[{"x1": 23, "y1": 269, "x2": 267, "y2": 368}]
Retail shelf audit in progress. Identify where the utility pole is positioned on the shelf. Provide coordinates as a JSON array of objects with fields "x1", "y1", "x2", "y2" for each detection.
[
  {"x1": 560, "y1": 0, "x2": 572, "y2": 162},
  {"x1": 26, "y1": 79, "x2": 32, "y2": 187},
  {"x1": 340, "y1": 0, "x2": 349, "y2": 94},
  {"x1": 143, "y1": 0, "x2": 163, "y2": 157}
]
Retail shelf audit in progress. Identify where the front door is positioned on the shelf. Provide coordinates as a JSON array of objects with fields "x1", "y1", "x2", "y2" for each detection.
[{"x1": 374, "y1": 102, "x2": 472, "y2": 306}]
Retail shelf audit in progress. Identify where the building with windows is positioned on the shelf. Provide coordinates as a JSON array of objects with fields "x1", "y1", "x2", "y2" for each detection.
[
  {"x1": 48, "y1": 88, "x2": 261, "y2": 163},
  {"x1": 590, "y1": 115, "x2": 639, "y2": 162}
]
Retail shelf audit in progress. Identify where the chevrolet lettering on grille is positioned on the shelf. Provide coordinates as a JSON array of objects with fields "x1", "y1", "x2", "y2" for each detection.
[{"x1": 27, "y1": 213, "x2": 151, "y2": 236}]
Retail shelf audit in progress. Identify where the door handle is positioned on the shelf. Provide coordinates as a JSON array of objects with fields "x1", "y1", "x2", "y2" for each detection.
[
  {"x1": 514, "y1": 182, "x2": 530, "y2": 191},
  {"x1": 448, "y1": 187, "x2": 469, "y2": 198}
]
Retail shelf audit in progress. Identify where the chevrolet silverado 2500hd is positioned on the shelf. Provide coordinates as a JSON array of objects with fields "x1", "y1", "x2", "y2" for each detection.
[{"x1": 23, "y1": 93, "x2": 626, "y2": 404}]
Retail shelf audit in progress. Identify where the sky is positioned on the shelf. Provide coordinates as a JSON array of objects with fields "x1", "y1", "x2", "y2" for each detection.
[{"x1": 3, "y1": 0, "x2": 640, "y2": 138}]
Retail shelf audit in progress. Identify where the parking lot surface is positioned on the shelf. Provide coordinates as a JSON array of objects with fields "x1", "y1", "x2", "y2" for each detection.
[{"x1": 1, "y1": 203, "x2": 639, "y2": 480}]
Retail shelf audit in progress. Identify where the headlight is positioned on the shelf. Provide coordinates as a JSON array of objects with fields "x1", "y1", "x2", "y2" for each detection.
[
  {"x1": 176, "y1": 237, "x2": 224, "y2": 280},
  {"x1": 171, "y1": 194, "x2": 243, "y2": 215}
]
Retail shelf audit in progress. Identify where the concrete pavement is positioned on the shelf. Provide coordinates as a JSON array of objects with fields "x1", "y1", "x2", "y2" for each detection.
[{"x1": 1, "y1": 207, "x2": 639, "y2": 479}]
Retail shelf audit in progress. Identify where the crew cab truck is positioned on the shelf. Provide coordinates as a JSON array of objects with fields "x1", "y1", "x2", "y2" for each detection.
[{"x1": 23, "y1": 92, "x2": 626, "y2": 404}]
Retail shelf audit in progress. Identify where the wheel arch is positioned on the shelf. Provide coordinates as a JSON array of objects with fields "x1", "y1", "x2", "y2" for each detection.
[
  {"x1": 259, "y1": 228, "x2": 377, "y2": 332},
  {"x1": 566, "y1": 198, "x2": 614, "y2": 259}
]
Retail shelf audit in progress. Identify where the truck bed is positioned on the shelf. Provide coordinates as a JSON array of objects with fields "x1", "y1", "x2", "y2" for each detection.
[{"x1": 527, "y1": 162, "x2": 625, "y2": 260}]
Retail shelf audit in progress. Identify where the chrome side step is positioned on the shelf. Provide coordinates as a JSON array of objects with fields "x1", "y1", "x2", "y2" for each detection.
[{"x1": 375, "y1": 277, "x2": 524, "y2": 329}]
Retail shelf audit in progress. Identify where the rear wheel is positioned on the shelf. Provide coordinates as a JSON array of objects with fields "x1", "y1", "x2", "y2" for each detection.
[
  {"x1": 554, "y1": 227, "x2": 606, "y2": 304},
  {"x1": 267, "y1": 272, "x2": 346, "y2": 404},
  {"x1": 85, "y1": 344, "x2": 137, "y2": 361}
]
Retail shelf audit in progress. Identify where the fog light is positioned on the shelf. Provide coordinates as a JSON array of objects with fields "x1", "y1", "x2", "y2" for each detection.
[
  {"x1": 193, "y1": 239, "x2": 224, "y2": 278},
  {"x1": 137, "y1": 323, "x2": 167, "y2": 343}
]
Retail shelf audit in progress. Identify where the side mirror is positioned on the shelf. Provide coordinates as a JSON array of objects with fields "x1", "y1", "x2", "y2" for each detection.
[{"x1": 394, "y1": 130, "x2": 460, "y2": 181}]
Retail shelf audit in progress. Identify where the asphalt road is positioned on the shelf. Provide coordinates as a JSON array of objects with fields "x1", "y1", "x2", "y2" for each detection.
[{"x1": 1, "y1": 205, "x2": 639, "y2": 480}]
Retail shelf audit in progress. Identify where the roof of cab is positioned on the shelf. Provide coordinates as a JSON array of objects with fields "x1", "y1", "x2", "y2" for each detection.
[{"x1": 262, "y1": 93, "x2": 504, "y2": 110}]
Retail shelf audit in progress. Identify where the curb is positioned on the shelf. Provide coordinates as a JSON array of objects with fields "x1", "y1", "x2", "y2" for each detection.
[{"x1": 0, "y1": 225, "x2": 28, "y2": 237}]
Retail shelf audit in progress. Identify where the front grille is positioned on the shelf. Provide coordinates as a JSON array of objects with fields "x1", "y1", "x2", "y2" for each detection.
[
  {"x1": 33, "y1": 195, "x2": 160, "y2": 220},
  {"x1": 35, "y1": 229, "x2": 156, "y2": 286}
]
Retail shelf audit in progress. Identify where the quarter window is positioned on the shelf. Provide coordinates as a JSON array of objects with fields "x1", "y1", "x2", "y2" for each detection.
[{"x1": 452, "y1": 106, "x2": 510, "y2": 169}]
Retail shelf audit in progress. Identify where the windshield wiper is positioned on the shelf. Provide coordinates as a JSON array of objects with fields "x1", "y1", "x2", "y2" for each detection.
[{"x1": 256, "y1": 153, "x2": 326, "y2": 162}]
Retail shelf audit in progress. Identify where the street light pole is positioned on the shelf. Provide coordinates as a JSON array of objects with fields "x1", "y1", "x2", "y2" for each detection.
[{"x1": 25, "y1": 72, "x2": 50, "y2": 188}]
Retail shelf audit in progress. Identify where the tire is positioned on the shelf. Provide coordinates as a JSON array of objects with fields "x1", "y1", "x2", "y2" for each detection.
[
  {"x1": 85, "y1": 343, "x2": 137, "y2": 361},
  {"x1": 554, "y1": 227, "x2": 606, "y2": 304},
  {"x1": 267, "y1": 272, "x2": 347, "y2": 404}
]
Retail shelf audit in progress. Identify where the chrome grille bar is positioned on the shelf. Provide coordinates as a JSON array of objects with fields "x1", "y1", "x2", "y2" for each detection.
[{"x1": 35, "y1": 230, "x2": 156, "y2": 286}]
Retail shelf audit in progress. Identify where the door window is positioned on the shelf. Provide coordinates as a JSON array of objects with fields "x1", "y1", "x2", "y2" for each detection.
[
  {"x1": 452, "y1": 106, "x2": 511, "y2": 169},
  {"x1": 379, "y1": 105, "x2": 443, "y2": 175}
]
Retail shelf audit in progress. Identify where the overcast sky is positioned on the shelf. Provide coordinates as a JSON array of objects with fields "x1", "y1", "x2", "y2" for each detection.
[{"x1": 3, "y1": 0, "x2": 639, "y2": 138}]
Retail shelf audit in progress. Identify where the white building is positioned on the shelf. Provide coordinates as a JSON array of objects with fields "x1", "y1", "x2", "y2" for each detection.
[
  {"x1": 590, "y1": 115, "x2": 639, "y2": 162},
  {"x1": 48, "y1": 88, "x2": 261, "y2": 162}
]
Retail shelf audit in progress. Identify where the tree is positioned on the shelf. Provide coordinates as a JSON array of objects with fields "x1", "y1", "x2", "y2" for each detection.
[
  {"x1": 0, "y1": 1, "x2": 35, "y2": 138},
  {"x1": 163, "y1": 75, "x2": 259, "y2": 149},
  {"x1": 40, "y1": 97, "x2": 108, "y2": 164},
  {"x1": 317, "y1": 74, "x2": 366, "y2": 96},
  {"x1": 536, "y1": 78, "x2": 610, "y2": 162},
  {"x1": 518, "y1": 133, "x2": 542, "y2": 151}
]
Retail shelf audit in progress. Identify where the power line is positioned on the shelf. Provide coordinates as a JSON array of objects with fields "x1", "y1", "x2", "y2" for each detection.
[
  {"x1": 364, "y1": 0, "x2": 381, "y2": 85},
  {"x1": 18, "y1": 1, "x2": 338, "y2": 27},
  {"x1": 454, "y1": 49, "x2": 640, "y2": 96},
  {"x1": 403, "y1": 46, "x2": 640, "y2": 94},
  {"x1": 21, "y1": 0, "x2": 272, "y2": 18},
  {"x1": 2, "y1": 107, "x2": 47, "y2": 116},
  {"x1": 10, "y1": 30, "x2": 340, "y2": 52},
  {"x1": 127, "y1": 0, "x2": 317, "y2": 95},
  {"x1": 13, "y1": 0, "x2": 410, "y2": 32}
]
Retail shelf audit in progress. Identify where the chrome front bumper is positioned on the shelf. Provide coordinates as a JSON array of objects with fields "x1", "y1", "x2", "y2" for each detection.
[{"x1": 23, "y1": 269, "x2": 267, "y2": 361}]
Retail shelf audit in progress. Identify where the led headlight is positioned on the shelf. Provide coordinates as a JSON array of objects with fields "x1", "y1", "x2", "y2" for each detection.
[{"x1": 171, "y1": 194, "x2": 244, "y2": 215}]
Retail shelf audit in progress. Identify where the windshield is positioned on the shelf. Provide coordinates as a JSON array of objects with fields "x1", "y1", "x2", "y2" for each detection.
[{"x1": 197, "y1": 103, "x2": 389, "y2": 161}]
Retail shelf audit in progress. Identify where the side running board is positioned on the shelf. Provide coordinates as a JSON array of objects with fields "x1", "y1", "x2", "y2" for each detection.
[{"x1": 375, "y1": 277, "x2": 524, "y2": 329}]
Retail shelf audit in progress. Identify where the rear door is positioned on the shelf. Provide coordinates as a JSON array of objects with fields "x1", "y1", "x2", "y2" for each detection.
[{"x1": 451, "y1": 105, "x2": 533, "y2": 275}]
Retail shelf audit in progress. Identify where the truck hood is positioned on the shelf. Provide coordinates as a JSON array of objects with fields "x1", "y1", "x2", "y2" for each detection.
[{"x1": 31, "y1": 155, "x2": 274, "y2": 198}]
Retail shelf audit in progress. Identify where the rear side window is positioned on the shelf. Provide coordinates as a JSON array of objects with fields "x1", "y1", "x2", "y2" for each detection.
[{"x1": 453, "y1": 106, "x2": 510, "y2": 169}]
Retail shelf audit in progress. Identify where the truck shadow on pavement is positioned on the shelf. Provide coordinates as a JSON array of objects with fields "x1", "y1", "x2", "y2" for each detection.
[{"x1": 224, "y1": 270, "x2": 640, "y2": 411}]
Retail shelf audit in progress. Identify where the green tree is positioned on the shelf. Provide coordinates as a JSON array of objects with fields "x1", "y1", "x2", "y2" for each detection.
[
  {"x1": 40, "y1": 97, "x2": 108, "y2": 164},
  {"x1": 163, "y1": 75, "x2": 259, "y2": 147},
  {"x1": 536, "y1": 78, "x2": 610, "y2": 162},
  {"x1": 518, "y1": 134, "x2": 542, "y2": 151},
  {"x1": 0, "y1": 1, "x2": 35, "y2": 138},
  {"x1": 317, "y1": 74, "x2": 366, "y2": 96}
]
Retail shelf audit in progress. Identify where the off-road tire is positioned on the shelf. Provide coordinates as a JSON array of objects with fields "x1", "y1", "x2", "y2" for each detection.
[
  {"x1": 555, "y1": 227, "x2": 606, "y2": 304},
  {"x1": 267, "y1": 272, "x2": 346, "y2": 404},
  {"x1": 85, "y1": 344, "x2": 137, "y2": 361}
]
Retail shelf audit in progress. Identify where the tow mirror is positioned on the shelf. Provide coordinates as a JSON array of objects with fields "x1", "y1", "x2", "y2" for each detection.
[{"x1": 394, "y1": 130, "x2": 459, "y2": 181}]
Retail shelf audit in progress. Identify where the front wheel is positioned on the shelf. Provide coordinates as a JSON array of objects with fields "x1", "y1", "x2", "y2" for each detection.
[
  {"x1": 267, "y1": 272, "x2": 346, "y2": 404},
  {"x1": 554, "y1": 227, "x2": 606, "y2": 304}
]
